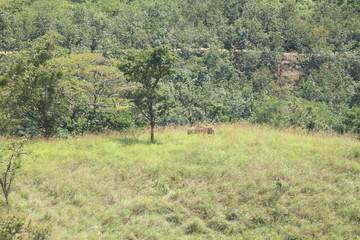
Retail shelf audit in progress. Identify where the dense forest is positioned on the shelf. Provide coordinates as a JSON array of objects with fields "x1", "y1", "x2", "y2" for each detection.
[{"x1": 1, "y1": 0, "x2": 360, "y2": 137}]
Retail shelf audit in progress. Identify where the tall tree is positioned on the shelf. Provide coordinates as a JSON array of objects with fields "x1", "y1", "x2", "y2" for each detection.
[
  {"x1": 119, "y1": 46, "x2": 178, "y2": 143},
  {"x1": 58, "y1": 53, "x2": 129, "y2": 114},
  {"x1": 0, "y1": 32, "x2": 69, "y2": 137}
]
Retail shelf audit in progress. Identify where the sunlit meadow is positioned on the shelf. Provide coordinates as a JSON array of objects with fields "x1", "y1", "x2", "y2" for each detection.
[{"x1": 1, "y1": 123, "x2": 360, "y2": 239}]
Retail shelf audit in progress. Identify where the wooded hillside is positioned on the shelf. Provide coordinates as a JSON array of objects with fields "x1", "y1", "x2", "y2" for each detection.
[
  {"x1": 0, "y1": 0, "x2": 359, "y2": 137},
  {"x1": 1, "y1": 0, "x2": 360, "y2": 53}
]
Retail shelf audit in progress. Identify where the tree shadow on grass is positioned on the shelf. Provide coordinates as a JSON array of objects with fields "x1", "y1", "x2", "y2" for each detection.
[{"x1": 115, "y1": 138, "x2": 163, "y2": 146}]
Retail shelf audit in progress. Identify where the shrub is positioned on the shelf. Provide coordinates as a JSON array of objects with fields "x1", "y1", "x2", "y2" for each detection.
[
  {"x1": 207, "y1": 101, "x2": 230, "y2": 123},
  {"x1": 343, "y1": 107, "x2": 360, "y2": 134},
  {"x1": 250, "y1": 98, "x2": 288, "y2": 127},
  {"x1": 0, "y1": 215, "x2": 24, "y2": 240},
  {"x1": 0, "y1": 138, "x2": 29, "y2": 205},
  {"x1": 0, "y1": 215, "x2": 50, "y2": 240},
  {"x1": 251, "y1": 98, "x2": 343, "y2": 131},
  {"x1": 65, "y1": 110, "x2": 143, "y2": 134}
]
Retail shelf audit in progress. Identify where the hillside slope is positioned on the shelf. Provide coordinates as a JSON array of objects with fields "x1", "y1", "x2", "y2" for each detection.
[{"x1": 1, "y1": 124, "x2": 360, "y2": 239}]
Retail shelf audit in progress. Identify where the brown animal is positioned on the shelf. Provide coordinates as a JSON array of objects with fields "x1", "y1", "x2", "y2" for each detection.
[{"x1": 187, "y1": 125, "x2": 215, "y2": 135}]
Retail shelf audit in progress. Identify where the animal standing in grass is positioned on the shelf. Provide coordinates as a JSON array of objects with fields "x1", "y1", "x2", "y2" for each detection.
[{"x1": 187, "y1": 125, "x2": 215, "y2": 135}]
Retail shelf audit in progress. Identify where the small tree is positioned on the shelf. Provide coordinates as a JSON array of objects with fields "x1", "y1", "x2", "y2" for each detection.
[
  {"x1": 0, "y1": 138, "x2": 28, "y2": 205},
  {"x1": 119, "y1": 46, "x2": 178, "y2": 143}
]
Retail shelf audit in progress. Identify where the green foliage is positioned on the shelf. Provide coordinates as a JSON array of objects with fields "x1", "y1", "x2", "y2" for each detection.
[
  {"x1": 65, "y1": 110, "x2": 143, "y2": 134},
  {"x1": 0, "y1": 215, "x2": 50, "y2": 240},
  {"x1": 251, "y1": 98, "x2": 343, "y2": 131},
  {"x1": 251, "y1": 67, "x2": 276, "y2": 95},
  {"x1": 251, "y1": 98, "x2": 288, "y2": 127},
  {"x1": 343, "y1": 107, "x2": 360, "y2": 133},
  {"x1": 0, "y1": 138, "x2": 28, "y2": 205},
  {"x1": 157, "y1": 48, "x2": 256, "y2": 126},
  {"x1": 0, "y1": 2, "x2": 359, "y2": 239},
  {"x1": 120, "y1": 46, "x2": 178, "y2": 142},
  {"x1": 0, "y1": 215, "x2": 24, "y2": 240},
  {"x1": 0, "y1": 12, "x2": 16, "y2": 52},
  {"x1": 0, "y1": 32, "x2": 70, "y2": 137},
  {"x1": 286, "y1": 98, "x2": 343, "y2": 131},
  {"x1": 24, "y1": 224, "x2": 50, "y2": 240},
  {"x1": 58, "y1": 53, "x2": 129, "y2": 114},
  {"x1": 296, "y1": 63, "x2": 355, "y2": 109},
  {"x1": 0, "y1": 0, "x2": 359, "y2": 53},
  {"x1": 207, "y1": 101, "x2": 230, "y2": 123},
  {"x1": 0, "y1": 0, "x2": 359, "y2": 136}
]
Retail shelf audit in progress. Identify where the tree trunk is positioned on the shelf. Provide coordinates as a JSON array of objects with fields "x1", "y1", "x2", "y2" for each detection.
[
  {"x1": 150, "y1": 123, "x2": 155, "y2": 143},
  {"x1": 43, "y1": 118, "x2": 52, "y2": 139},
  {"x1": 0, "y1": 183, "x2": 9, "y2": 205},
  {"x1": 149, "y1": 104, "x2": 156, "y2": 143},
  {"x1": 4, "y1": 190, "x2": 8, "y2": 206}
]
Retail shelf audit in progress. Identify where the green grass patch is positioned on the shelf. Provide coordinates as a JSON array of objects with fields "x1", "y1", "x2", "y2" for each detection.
[{"x1": 1, "y1": 123, "x2": 360, "y2": 239}]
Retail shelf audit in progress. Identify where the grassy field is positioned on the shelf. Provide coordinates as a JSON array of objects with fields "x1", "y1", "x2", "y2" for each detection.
[{"x1": 1, "y1": 123, "x2": 360, "y2": 239}]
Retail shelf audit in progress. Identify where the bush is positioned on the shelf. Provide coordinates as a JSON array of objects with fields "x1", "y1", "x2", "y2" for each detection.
[
  {"x1": 343, "y1": 107, "x2": 360, "y2": 134},
  {"x1": 0, "y1": 215, "x2": 24, "y2": 240},
  {"x1": 286, "y1": 99, "x2": 343, "y2": 131},
  {"x1": 251, "y1": 98, "x2": 343, "y2": 131},
  {"x1": 207, "y1": 101, "x2": 230, "y2": 123},
  {"x1": 65, "y1": 110, "x2": 144, "y2": 134},
  {"x1": 0, "y1": 215, "x2": 50, "y2": 240},
  {"x1": 250, "y1": 98, "x2": 288, "y2": 127},
  {"x1": 157, "y1": 107, "x2": 194, "y2": 126}
]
